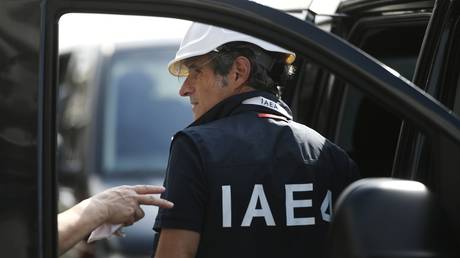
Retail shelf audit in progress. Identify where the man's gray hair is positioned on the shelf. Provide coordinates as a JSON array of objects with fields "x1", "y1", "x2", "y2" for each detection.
[{"x1": 208, "y1": 42, "x2": 293, "y2": 95}]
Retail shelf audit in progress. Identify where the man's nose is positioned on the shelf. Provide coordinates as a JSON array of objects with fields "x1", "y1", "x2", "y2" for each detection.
[{"x1": 179, "y1": 77, "x2": 193, "y2": 97}]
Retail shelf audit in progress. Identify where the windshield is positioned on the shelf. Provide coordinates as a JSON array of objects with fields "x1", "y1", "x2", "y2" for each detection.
[{"x1": 101, "y1": 46, "x2": 192, "y2": 175}]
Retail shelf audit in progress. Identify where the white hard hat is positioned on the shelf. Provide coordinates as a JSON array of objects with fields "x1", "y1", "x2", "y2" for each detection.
[{"x1": 168, "y1": 22, "x2": 296, "y2": 76}]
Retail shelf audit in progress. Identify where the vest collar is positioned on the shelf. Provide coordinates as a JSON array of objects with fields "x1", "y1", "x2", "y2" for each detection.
[{"x1": 188, "y1": 91, "x2": 293, "y2": 127}]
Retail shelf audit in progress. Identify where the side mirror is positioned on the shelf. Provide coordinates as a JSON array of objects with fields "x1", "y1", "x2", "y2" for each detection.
[{"x1": 329, "y1": 178, "x2": 454, "y2": 258}]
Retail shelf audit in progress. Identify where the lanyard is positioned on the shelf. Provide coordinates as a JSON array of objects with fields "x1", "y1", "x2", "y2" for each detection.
[{"x1": 242, "y1": 96, "x2": 292, "y2": 119}]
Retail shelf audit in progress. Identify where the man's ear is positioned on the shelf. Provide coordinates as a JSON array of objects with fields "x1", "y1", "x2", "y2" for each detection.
[{"x1": 231, "y1": 56, "x2": 251, "y2": 88}]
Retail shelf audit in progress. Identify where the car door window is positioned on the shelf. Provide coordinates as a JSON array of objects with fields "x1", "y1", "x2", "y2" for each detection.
[{"x1": 57, "y1": 14, "x2": 193, "y2": 257}]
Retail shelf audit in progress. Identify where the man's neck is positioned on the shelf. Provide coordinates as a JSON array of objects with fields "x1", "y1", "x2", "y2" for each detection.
[{"x1": 235, "y1": 85, "x2": 255, "y2": 94}]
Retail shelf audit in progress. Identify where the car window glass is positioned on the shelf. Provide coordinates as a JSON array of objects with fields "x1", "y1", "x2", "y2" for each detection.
[{"x1": 57, "y1": 14, "x2": 193, "y2": 257}]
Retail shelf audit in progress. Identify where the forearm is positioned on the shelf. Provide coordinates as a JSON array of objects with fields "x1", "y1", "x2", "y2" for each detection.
[
  {"x1": 155, "y1": 229, "x2": 200, "y2": 258},
  {"x1": 58, "y1": 198, "x2": 107, "y2": 255}
]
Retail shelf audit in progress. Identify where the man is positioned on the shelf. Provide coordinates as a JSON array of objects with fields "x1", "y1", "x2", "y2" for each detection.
[
  {"x1": 153, "y1": 23, "x2": 359, "y2": 258},
  {"x1": 58, "y1": 185, "x2": 173, "y2": 255}
]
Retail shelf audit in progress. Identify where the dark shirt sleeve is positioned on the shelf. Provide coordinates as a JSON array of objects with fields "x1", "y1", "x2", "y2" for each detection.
[
  {"x1": 337, "y1": 144, "x2": 361, "y2": 184},
  {"x1": 153, "y1": 133, "x2": 207, "y2": 233},
  {"x1": 326, "y1": 140, "x2": 361, "y2": 192}
]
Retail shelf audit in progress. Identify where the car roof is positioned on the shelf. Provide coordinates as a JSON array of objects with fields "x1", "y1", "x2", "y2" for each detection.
[{"x1": 337, "y1": 0, "x2": 435, "y2": 14}]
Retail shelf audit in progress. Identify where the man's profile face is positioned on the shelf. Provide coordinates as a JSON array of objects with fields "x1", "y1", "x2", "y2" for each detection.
[{"x1": 179, "y1": 54, "x2": 236, "y2": 120}]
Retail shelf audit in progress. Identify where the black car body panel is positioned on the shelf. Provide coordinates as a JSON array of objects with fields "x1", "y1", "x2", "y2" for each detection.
[
  {"x1": 338, "y1": 0, "x2": 435, "y2": 14},
  {"x1": 325, "y1": 0, "x2": 460, "y2": 253},
  {"x1": 0, "y1": 1, "x2": 41, "y2": 258},
  {"x1": 0, "y1": 0, "x2": 459, "y2": 257}
]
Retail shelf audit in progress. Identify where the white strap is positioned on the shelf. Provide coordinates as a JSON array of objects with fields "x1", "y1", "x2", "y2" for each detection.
[{"x1": 242, "y1": 96, "x2": 292, "y2": 119}]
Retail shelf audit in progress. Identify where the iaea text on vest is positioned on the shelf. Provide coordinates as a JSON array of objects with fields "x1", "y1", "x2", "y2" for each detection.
[{"x1": 221, "y1": 184, "x2": 333, "y2": 227}]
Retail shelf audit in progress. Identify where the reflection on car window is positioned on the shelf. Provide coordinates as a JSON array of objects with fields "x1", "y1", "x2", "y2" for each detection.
[{"x1": 102, "y1": 46, "x2": 193, "y2": 174}]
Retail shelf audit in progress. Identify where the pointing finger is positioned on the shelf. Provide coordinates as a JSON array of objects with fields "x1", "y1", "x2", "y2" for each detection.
[
  {"x1": 137, "y1": 195, "x2": 174, "y2": 208},
  {"x1": 131, "y1": 185, "x2": 166, "y2": 194}
]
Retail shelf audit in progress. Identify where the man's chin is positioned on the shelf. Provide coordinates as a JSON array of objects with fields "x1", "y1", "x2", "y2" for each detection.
[
  {"x1": 191, "y1": 105, "x2": 198, "y2": 119},
  {"x1": 192, "y1": 111, "x2": 200, "y2": 121}
]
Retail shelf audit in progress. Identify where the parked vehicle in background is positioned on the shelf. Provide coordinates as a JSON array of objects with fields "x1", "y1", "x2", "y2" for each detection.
[{"x1": 57, "y1": 39, "x2": 192, "y2": 257}]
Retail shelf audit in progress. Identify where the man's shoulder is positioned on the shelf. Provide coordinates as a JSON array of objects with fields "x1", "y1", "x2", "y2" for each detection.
[
  {"x1": 288, "y1": 120, "x2": 328, "y2": 146},
  {"x1": 290, "y1": 120, "x2": 324, "y2": 137},
  {"x1": 173, "y1": 118, "x2": 230, "y2": 147},
  {"x1": 181, "y1": 112, "x2": 251, "y2": 134},
  {"x1": 181, "y1": 113, "x2": 327, "y2": 142}
]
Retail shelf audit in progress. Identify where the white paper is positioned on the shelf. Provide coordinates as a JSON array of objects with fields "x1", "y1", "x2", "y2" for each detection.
[{"x1": 87, "y1": 224, "x2": 124, "y2": 243}]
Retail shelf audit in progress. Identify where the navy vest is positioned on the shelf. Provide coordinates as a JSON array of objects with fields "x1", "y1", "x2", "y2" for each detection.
[{"x1": 178, "y1": 91, "x2": 358, "y2": 258}]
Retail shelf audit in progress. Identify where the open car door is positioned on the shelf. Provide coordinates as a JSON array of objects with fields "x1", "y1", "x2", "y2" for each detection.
[{"x1": 32, "y1": 0, "x2": 460, "y2": 257}]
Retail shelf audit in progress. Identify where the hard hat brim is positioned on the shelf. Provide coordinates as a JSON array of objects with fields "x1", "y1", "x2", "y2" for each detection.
[
  {"x1": 168, "y1": 59, "x2": 188, "y2": 77},
  {"x1": 168, "y1": 22, "x2": 296, "y2": 77},
  {"x1": 168, "y1": 52, "x2": 296, "y2": 77}
]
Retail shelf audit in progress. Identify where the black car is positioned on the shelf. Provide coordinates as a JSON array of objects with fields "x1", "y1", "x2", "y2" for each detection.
[{"x1": 1, "y1": 0, "x2": 459, "y2": 257}]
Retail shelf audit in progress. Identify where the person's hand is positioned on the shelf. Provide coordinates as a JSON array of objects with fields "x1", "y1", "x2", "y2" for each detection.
[
  {"x1": 58, "y1": 185, "x2": 173, "y2": 255},
  {"x1": 88, "y1": 185, "x2": 174, "y2": 226}
]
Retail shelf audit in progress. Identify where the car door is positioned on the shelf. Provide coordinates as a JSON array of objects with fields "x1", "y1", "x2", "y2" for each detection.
[
  {"x1": 289, "y1": 1, "x2": 433, "y2": 180},
  {"x1": 0, "y1": 1, "x2": 43, "y2": 258},
  {"x1": 392, "y1": 0, "x2": 460, "y2": 243},
  {"x1": 30, "y1": 0, "x2": 460, "y2": 257}
]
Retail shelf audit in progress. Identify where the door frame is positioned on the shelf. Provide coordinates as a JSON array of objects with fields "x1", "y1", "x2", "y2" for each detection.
[{"x1": 39, "y1": 0, "x2": 460, "y2": 257}]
